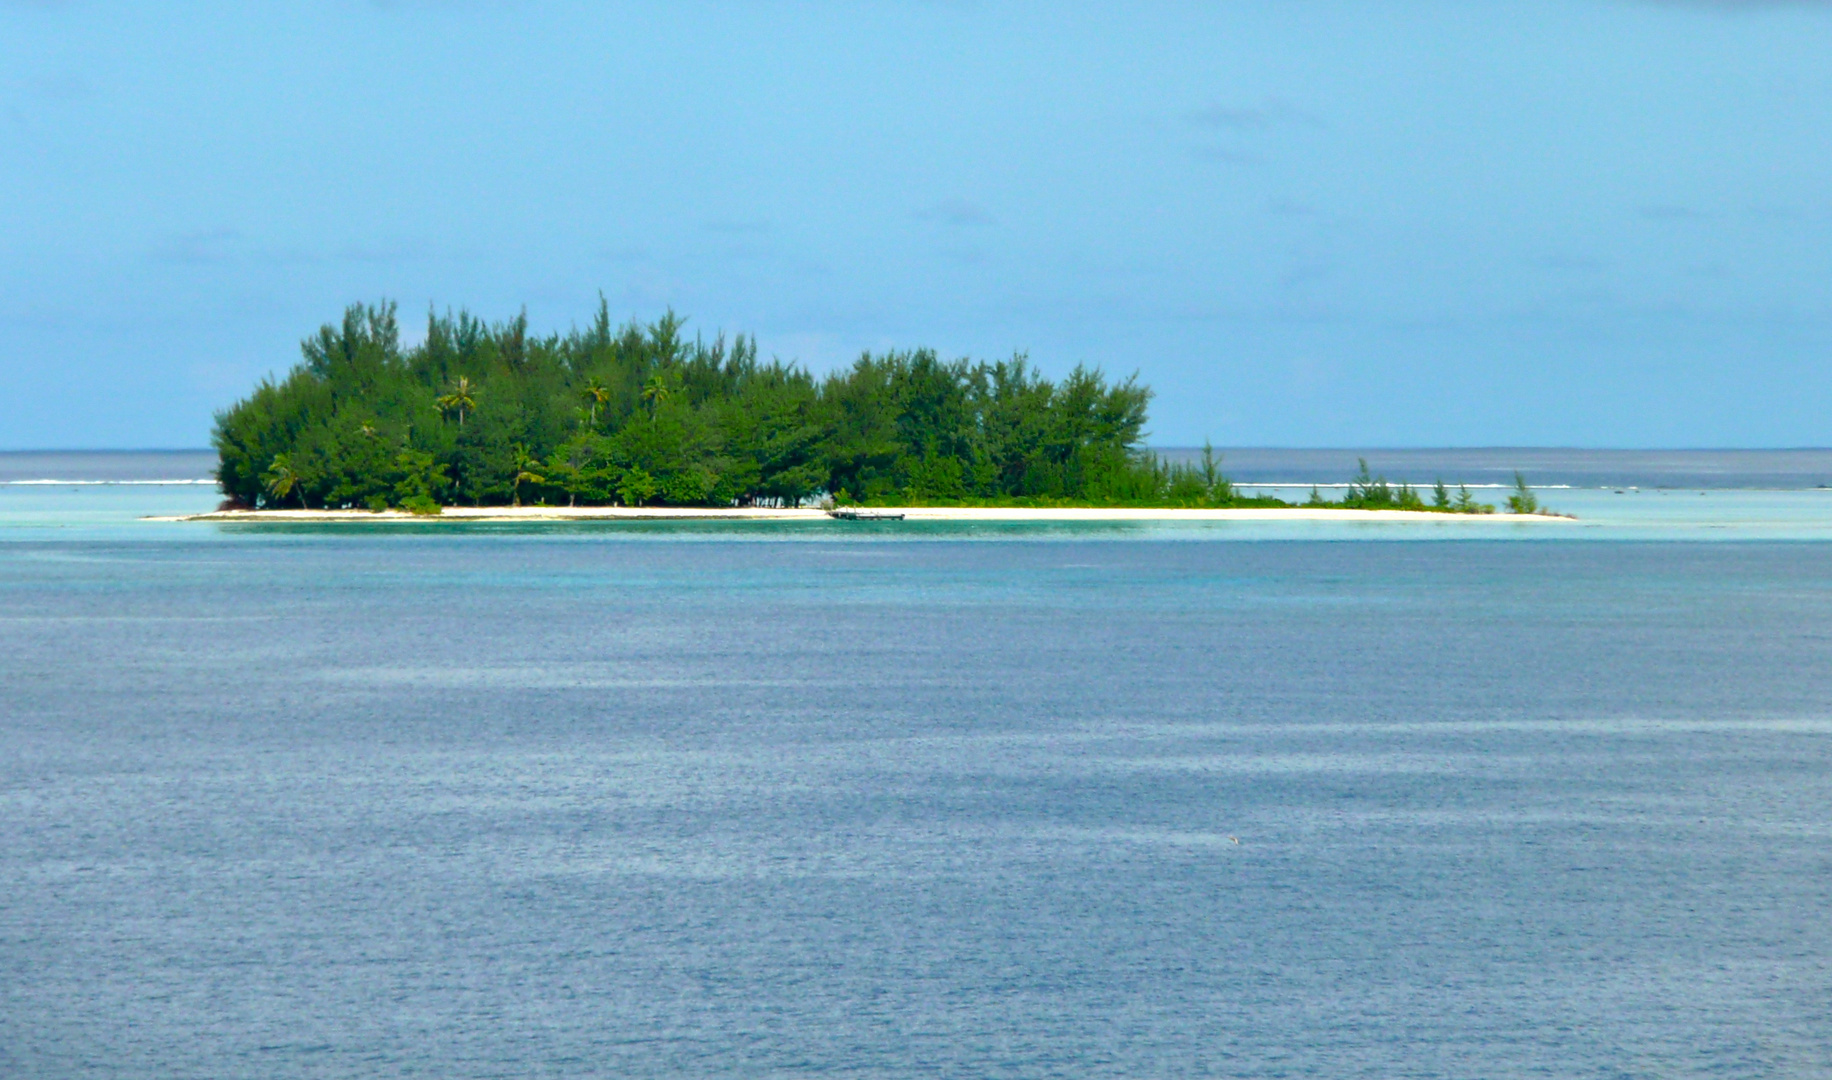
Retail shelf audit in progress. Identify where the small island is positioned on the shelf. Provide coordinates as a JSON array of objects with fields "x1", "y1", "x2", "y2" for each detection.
[{"x1": 204, "y1": 301, "x2": 1563, "y2": 521}]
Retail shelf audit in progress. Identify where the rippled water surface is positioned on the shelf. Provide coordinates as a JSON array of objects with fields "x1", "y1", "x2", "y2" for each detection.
[{"x1": 3, "y1": 477, "x2": 1832, "y2": 1078}]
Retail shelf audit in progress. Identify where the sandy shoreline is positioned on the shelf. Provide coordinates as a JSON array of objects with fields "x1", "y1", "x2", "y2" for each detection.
[{"x1": 154, "y1": 506, "x2": 1574, "y2": 523}]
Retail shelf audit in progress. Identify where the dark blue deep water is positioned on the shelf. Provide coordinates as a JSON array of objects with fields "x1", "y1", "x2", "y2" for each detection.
[{"x1": 4, "y1": 525, "x2": 1832, "y2": 1076}]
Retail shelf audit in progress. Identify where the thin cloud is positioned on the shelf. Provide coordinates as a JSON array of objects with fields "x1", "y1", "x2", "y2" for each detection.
[
  {"x1": 150, "y1": 228, "x2": 240, "y2": 265},
  {"x1": 331, "y1": 239, "x2": 435, "y2": 264},
  {"x1": 916, "y1": 198, "x2": 995, "y2": 227},
  {"x1": 1188, "y1": 99, "x2": 1325, "y2": 131},
  {"x1": 1187, "y1": 99, "x2": 1320, "y2": 168}
]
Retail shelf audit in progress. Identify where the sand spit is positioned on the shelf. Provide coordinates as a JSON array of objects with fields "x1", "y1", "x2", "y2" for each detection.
[{"x1": 154, "y1": 506, "x2": 1575, "y2": 524}]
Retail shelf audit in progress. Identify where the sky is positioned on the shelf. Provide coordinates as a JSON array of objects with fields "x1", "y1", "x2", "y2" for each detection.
[{"x1": 3, "y1": 1, "x2": 1831, "y2": 449}]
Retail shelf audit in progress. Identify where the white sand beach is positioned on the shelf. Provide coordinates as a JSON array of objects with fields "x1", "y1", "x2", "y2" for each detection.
[{"x1": 159, "y1": 505, "x2": 1575, "y2": 523}]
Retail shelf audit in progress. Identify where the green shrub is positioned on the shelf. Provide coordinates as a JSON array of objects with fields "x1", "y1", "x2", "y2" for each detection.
[
  {"x1": 1506, "y1": 472, "x2": 1540, "y2": 514},
  {"x1": 1453, "y1": 484, "x2": 1494, "y2": 514}
]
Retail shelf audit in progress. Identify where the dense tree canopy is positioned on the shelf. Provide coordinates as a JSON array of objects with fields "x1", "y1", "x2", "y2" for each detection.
[{"x1": 213, "y1": 300, "x2": 1272, "y2": 511}]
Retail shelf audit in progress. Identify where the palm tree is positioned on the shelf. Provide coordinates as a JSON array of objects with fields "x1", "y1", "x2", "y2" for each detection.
[
  {"x1": 510, "y1": 443, "x2": 544, "y2": 508},
  {"x1": 579, "y1": 379, "x2": 609, "y2": 427},
  {"x1": 641, "y1": 372, "x2": 671, "y2": 417},
  {"x1": 436, "y1": 376, "x2": 477, "y2": 427},
  {"x1": 262, "y1": 453, "x2": 307, "y2": 510}
]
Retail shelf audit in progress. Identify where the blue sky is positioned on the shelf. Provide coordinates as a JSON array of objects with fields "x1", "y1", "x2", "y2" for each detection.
[{"x1": 3, "y1": 1, "x2": 1830, "y2": 449}]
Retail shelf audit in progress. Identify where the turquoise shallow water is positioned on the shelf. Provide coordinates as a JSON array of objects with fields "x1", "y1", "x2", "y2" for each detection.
[
  {"x1": 4, "y1": 466, "x2": 1832, "y2": 1078},
  {"x1": 8, "y1": 483, "x2": 1832, "y2": 542}
]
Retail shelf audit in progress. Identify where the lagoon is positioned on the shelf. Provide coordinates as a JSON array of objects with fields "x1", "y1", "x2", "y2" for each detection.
[{"x1": 3, "y1": 453, "x2": 1832, "y2": 1077}]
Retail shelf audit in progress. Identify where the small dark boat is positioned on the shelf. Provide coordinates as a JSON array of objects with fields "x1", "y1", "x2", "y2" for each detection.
[{"x1": 828, "y1": 508, "x2": 906, "y2": 521}]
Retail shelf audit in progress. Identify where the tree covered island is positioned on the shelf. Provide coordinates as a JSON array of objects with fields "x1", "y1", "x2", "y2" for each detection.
[{"x1": 213, "y1": 301, "x2": 1529, "y2": 515}]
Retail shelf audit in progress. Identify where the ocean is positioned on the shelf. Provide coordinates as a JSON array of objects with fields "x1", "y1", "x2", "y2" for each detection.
[{"x1": 3, "y1": 451, "x2": 1830, "y2": 1077}]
